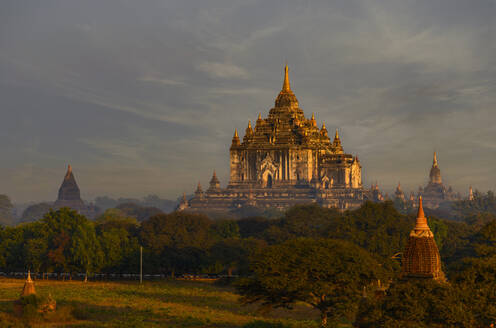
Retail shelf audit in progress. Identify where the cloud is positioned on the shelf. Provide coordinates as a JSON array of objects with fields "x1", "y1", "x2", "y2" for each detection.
[
  {"x1": 1, "y1": 0, "x2": 496, "y2": 202},
  {"x1": 138, "y1": 76, "x2": 186, "y2": 86},
  {"x1": 196, "y1": 61, "x2": 249, "y2": 79}
]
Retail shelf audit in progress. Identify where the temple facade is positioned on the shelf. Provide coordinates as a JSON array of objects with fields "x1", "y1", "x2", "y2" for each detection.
[
  {"x1": 184, "y1": 65, "x2": 367, "y2": 212},
  {"x1": 53, "y1": 165, "x2": 97, "y2": 218},
  {"x1": 401, "y1": 196, "x2": 445, "y2": 282}
]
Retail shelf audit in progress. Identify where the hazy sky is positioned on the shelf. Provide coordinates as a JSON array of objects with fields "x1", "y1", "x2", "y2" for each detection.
[{"x1": 1, "y1": 0, "x2": 495, "y2": 203}]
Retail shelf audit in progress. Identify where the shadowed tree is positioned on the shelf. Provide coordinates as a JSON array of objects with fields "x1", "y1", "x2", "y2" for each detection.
[
  {"x1": 237, "y1": 238, "x2": 383, "y2": 327},
  {"x1": 140, "y1": 212, "x2": 214, "y2": 275}
]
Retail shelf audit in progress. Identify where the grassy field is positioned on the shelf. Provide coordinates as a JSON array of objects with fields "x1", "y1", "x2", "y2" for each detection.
[{"x1": 0, "y1": 278, "x2": 322, "y2": 328}]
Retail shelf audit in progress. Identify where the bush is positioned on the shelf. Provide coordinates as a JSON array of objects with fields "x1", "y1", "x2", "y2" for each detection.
[
  {"x1": 18, "y1": 294, "x2": 56, "y2": 320},
  {"x1": 243, "y1": 320, "x2": 288, "y2": 328}
]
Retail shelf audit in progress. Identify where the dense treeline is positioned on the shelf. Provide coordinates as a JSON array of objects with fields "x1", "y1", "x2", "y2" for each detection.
[
  {"x1": 2, "y1": 198, "x2": 496, "y2": 326},
  {"x1": 0, "y1": 200, "x2": 486, "y2": 277}
]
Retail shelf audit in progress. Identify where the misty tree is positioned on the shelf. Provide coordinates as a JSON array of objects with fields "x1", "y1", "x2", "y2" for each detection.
[
  {"x1": 0, "y1": 194, "x2": 14, "y2": 226},
  {"x1": 21, "y1": 202, "x2": 52, "y2": 223}
]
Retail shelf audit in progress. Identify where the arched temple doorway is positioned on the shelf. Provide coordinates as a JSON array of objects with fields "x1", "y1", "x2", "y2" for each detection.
[{"x1": 266, "y1": 174, "x2": 273, "y2": 188}]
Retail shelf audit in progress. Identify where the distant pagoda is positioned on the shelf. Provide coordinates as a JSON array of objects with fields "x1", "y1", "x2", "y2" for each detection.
[
  {"x1": 53, "y1": 165, "x2": 97, "y2": 218},
  {"x1": 419, "y1": 152, "x2": 459, "y2": 209},
  {"x1": 401, "y1": 196, "x2": 445, "y2": 282},
  {"x1": 183, "y1": 65, "x2": 369, "y2": 212}
]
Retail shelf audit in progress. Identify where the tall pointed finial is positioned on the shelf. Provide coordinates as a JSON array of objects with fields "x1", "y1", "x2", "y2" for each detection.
[
  {"x1": 310, "y1": 113, "x2": 317, "y2": 127},
  {"x1": 65, "y1": 164, "x2": 73, "y2": 179},
  {"x1": 417, "y1": 196, "x2": 425, "y2": 218},
  {"x1": 248, "y1": 120, "x2": 252, "y2": 130},
  {"x1": 334, "y1": 129, "x2": 339, "y2": 139},
  {"x1": 433, "y1": 152, "x2": 438, "y2": 167},
  {"x1": 410, "y1": 195, "x2": 433, "y2": 238},
  {"x1": 322, "y1": 121, "x2": 326, "y2": 130},
  {"x1": 234, "y1": 128, "x2": 238, "y2": 138},
  {"x1": 282, "y1": 64, "x2": 291, "y2": 92},
  {"x1": 258, "y1": 113, "x2": 262, "y2": 120}
]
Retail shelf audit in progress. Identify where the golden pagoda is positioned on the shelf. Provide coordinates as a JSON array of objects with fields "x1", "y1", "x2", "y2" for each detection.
[
  {"x1": 21, "y1": 271, "x2": 36, "y2": 297},
  {"x1": 401, "y1": 196, "x2": 445, "y2": 282},
  {"x1": 185, "y1": 65, "x2": 367, "y2": 212},
  {"x1": 419, "y1": 152, "x2": 459, "y2": 209}
]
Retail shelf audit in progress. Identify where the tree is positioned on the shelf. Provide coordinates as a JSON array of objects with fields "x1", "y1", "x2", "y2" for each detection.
[
  {"x1": 453, "y1": 190, "x2": 496, "y2": 218},
  {"x1": 209, "y1": 237, "x2": 266, "y2": 276},
  {"x1": 43, "y1": 208, "x2": 103, "y2": 279},
  {"x1": 237, "y1": 238, "x2": 383, "y2": 327},
  {"x1": 71, "y1": 218, "x2": 103, "y2": 281},
  {"x1": 237, "y1": 216, "x2": 271, "y2": 238},
  {"x1": 20, "y1": 202, "x2": 52, "y2": 223},
  {"x1": 95, "y1": 209, "x2": 140, "y2": 272},
  {"x1": 23, "y1": 221, "x2": 49, "y2": 274},
  {"x1": 0, "y1": 194, "x2": 14, "y2": 226},
  {"x1": 356, "y1": 279, "x2": 474, "y2": 328},
  {"x1": 94, "y1": 196, "x2": 118, "y2": 211},
  {"x1": 211, "y1": 219, "x2": 240, "y2": 239},
  {"x1": 116, "y1": 202, "x2": 163, "y2": 222},
  {"x1": 140, "y1": 212, "x2": 214, "y2": 275}
]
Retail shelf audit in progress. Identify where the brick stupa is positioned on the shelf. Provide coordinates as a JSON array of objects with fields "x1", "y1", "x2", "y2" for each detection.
[
  {"x1": 21, "y1": 271, "x2": 35, "y2": 297},
  {"x1": 401, "y1": 196, "x2": 445, "y2": 282},
  {"x1": 53, "y1": 165, "x2": 97, "y2": 218}
]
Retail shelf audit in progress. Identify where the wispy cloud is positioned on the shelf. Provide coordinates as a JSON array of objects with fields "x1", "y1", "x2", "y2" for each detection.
[
  {"x1": 138, "y1": 75, "x2": 186, "y2": 86},
  {"x1": 196, "y1": 61, "x2": 249, "y2": 79}
]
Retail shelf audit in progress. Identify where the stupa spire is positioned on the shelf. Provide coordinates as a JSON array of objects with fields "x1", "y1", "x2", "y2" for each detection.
[
  {"x1": 332, "y1": 128, "x2": 343, "y2": 153},
  {"x1": 209, "y1": 170, "x2": 220, "y2": 190},
  {"x1": 429, "y1": 152, "x2": 442, "y2": 184},
  {"x1": 21, "y1": 270, "x2": 36, "y2": 297},
  {"x1": 414, "y1": 196, "x2": 430, "y2": 232},
  {"x1": 65, "y1": 164, "x2": 73, "y2": 179},
  {"x1": 282, "y1": 64, "x2": 291, "y2": 92}
]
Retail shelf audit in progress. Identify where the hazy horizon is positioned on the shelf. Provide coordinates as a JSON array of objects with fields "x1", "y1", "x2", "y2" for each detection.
[{"x1": 1, "y1": 0, "x2": 495, "y2": 203}]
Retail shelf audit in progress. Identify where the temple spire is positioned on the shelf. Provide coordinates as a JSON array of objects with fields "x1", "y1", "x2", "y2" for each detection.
[
  {"x1": 282, "y1": 64, "x2": 291, "y2": 92},
  {"x1": 65, "y1": 164, "x2": 72, "y2": 179},
  {"x1": 414, "y1": 196, "x2": 430, "y2": 231},
  {"x1": 334, "y1": 129, "x2": 339, "y2": 140},
  {"x1": 433, "y1": 152, "x2": 438, "y2": 167},
  {"x1": 21, "y1": 270, "x2": 36, "y2": 297}
]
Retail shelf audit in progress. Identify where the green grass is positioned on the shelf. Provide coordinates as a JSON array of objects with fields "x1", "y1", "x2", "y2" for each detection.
[{"x1": 0, "y1": 278, "x2": 320, "y2": 327}]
